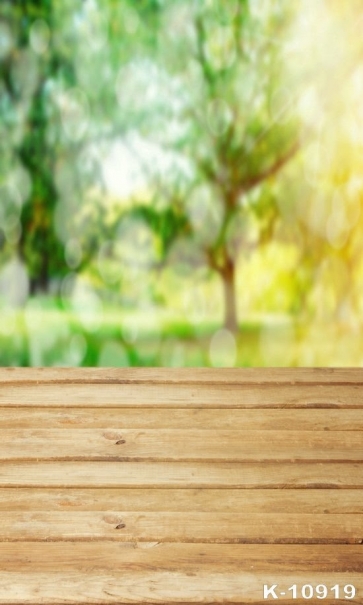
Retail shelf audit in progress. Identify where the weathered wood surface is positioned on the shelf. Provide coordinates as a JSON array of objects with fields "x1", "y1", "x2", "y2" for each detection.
[
  {"x1": 2, "y1": 460, "x2": 363, "y2": 487},
  {"x1": 0, "y1": 488, "x2": 363, "y2": 513},
  {"x1": 0, "y1": 368, "x2": 362, "y2": 604},
  {"x1": 0, "y1": 367, "x2": 362, "y2": 383},
  {"x1": 1, "y1": 407, "x2": 363, "y2": 430},
  {"x1": 1, "y1": 511, "x2": 362, "y2": 543},
  {"x1": 1, "y1": 542, "x2": 363, "y2": 571},
  {"x1": 0, "y1": 428, "x2": 362, "y2": 461},
  {"x1": 0, "y1": 383, "x2": 362, "y2": 406},
  {"x1": 0, "y1": 571, "x2": 362, "y2": 604}
]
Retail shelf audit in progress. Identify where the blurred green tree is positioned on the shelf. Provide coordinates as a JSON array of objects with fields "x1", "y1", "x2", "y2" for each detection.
[
  {"x1": 0, "y1": 0, "x2": 77, "y2": 293},
  {"x1": 0, "y1": 0, "x2": 166, "y2": 294},
  {"x1": 111, "y1": 0, "x2": 301, "y2": 331},
  {"x1": 1, "y1": 0, "x2": 301, "y2": 326}
]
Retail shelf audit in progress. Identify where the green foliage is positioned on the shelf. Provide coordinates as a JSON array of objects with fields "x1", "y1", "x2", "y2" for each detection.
[
  {"x1": 2, "y1": 0, "x2": 363, "y2": 366},
  {"x1": 113, "y1": 0, "x2": 301, "y2": 328}
]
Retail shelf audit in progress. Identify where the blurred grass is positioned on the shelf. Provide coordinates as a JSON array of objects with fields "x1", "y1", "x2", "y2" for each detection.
[{"x1": 0, "y1": 297, "x2": 362, "y2": 367}]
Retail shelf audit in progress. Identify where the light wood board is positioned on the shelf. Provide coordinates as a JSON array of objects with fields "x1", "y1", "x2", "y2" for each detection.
[{"x1": 0, "y1": 368, "x2": 361, "y2": 603}]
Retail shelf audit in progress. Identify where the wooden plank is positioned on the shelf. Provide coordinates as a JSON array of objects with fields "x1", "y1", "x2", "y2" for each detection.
[
  {"x1": 0, "y1": 571, "x2": 361, "y2": 603},
  {"x1": 0, "y1": 429, "x2": 362, "y2": 461},
  {"x1": 0, "y1": 370, "x2": 360, "y2": 605},
  {"x1": 0, "y1": 542, "x2": 362, "y2": 572},
  {"x1": 0, "y1": 511, "x2": 362, "y2": 543},
  {"x1": 1, "y1": 461, "x2": 363, "y2": 488},
  {"x1": 0, "y1": 383, "x2": 362, "y2": 407},
  {"x1": 1, "y1": 407, "x2": 363, "y2": 430},
  {"x1": 0, "y1": 367, "x2": 362, "y2": 384},
  {"x1": 1, "y1": 488, "x2": 363, "y2": 513}
]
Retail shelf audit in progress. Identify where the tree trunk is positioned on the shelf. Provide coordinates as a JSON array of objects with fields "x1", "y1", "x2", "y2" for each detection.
[
  {"x1": 29, "y1": 273, "x2": 50, "y2": 296},
  {"x1": 221, "y1": 258, "x2": 238, "y2": 333}
]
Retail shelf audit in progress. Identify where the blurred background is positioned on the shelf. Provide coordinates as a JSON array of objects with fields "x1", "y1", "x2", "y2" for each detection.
[{"x1": 1, "y1": 0, "x2": 363, "y2": 367}]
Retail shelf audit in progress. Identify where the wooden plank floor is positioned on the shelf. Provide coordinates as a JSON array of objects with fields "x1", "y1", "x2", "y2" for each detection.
[{"x1": 0, "y1": 368, "x2": 363, "y2": 604}]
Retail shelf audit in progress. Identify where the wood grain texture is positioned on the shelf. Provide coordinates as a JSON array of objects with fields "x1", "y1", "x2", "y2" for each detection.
[
  {"x1": 1, "y1": 407, "x2": 363, "y2": 430},
  {"x1": 0, "y1": 383, "x2": 362, "y2": 407},
  {"x1": 0, "y1": 367, "x2": 362, "y2": 384},
  {"x1": 0, "y1": 429, "x2": 362, "y2": 461},
  {"x1": 1, "y1": 461, "x2": 363, "y2": 488},
  {"x1": 0, "y1": 542, "x2": 362, "y2": 572},
  {"x1": 0, "y1": 511, "x2": 362, "y2": 543},
  {"x1": 0, "y1": 488, "x2": 362, "y2": 513},
  {"x1": 0, "y1": 571, "x2": 361, "y2": 604},
  {"x1": 0, "y1": 369, "x2": 361, "y2": 604}
]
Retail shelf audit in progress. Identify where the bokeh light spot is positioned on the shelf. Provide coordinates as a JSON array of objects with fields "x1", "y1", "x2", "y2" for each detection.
[
  {"x1": 0, "y1": 21, "x2": 14, "y2": 59},
  {"x1": 70, "y1": 279, "x2": 103, "y2": 332},
  {"x1": 98, "y1": 341, "x2": 129, "y2": 367},
  {"x1": 65, "y1": 239, "x2": 82, "y2": 270},
  {"x1": 209, "y1": 329, "x2": 236, "y2": 367},
  {"x1": 0, "y1": 258, "x2": 29, "y2": 308},
  {"x1": 30, "y1": 19, "x2": 50, "y2": 55},
  {"x1": 59, "y1": 88, "x2": 90, "y2": 142},
  {"x1": 206, "y1": 98, "x2": 233, "y2": 137}
]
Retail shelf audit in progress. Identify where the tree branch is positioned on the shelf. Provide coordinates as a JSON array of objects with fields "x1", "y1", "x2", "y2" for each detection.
[
  {"x1": 194, "y1": 12, "x2": 215, "y2": 89},
  {"x1": 240, "y1": 139, "x2": 301, "y2": 195}
]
